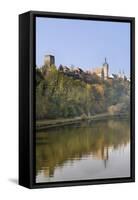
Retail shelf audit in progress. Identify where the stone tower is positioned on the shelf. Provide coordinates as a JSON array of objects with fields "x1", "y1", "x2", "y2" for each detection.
[
  {"x1": 103, "y1": 57, "x2": 109, "y2": 80},
  {"x1": 44, "y1": 55, "x2": 55, "y2": 67}
]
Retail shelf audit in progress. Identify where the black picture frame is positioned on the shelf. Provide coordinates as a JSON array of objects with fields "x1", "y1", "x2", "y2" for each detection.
[{"x1": 19, "y1": 10, "x2": 135, "y2": 189}]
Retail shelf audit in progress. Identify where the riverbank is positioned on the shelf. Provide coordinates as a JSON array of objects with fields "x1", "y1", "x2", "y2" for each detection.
[{"x1": 36, "y1": 113, "x2": 129, "y2": 131}]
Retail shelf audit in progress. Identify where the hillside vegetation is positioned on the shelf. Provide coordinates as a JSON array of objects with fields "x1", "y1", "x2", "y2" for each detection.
[{"x1": 36, "y1": 65, "x2": 130, "y2": 120}]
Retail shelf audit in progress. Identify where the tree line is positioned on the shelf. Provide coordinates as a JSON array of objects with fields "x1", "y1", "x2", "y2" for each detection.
[{"x1": 36, "y1": 65, "x2": 130, "y2": 120}]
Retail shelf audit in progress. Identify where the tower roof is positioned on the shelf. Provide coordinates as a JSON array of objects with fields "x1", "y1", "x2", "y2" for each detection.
[
  {"x1": 45, "y1": 54, "x2": 54, "y2": 57},
  {"x1": 103, "y1": 57, "x2": 108, "y2": 65}
]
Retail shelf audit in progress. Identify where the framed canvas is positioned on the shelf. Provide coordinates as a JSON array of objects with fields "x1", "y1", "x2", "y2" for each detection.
[{"x1": 19, "y1": 11, "x2": 135, "y2": 189}]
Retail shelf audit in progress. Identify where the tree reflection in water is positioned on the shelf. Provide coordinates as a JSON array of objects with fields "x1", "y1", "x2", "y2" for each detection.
[{"x1": 36, "y1": 119, "x2": 130, "y2": 178}]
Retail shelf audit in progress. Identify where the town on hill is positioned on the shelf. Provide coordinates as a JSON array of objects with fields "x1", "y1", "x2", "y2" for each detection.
[
  {"x1": 36, "y1": 54, "x2": 130, "y2": 122},
  {"x1": 38, "y1": 54, "x2": 129, "y2": 83}
]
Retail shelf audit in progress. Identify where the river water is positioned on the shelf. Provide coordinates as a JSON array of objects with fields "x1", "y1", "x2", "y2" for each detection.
[{"x1": 36, "y1": 119, "x2": 130, "y2": 183}]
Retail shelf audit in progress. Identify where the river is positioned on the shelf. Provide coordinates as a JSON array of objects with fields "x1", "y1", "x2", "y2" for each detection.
[{"x1": 36, "y1": 118, "x2": 130, "y2": 183}]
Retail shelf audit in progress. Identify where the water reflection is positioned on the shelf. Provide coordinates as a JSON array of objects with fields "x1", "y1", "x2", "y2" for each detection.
[{"x1": 36, "y1": 119, "x2": 130, "y2": 182}]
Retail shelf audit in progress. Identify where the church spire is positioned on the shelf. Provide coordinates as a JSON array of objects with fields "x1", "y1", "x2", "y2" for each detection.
[
  {"x1": 103, "y1": 57, "x2": 108, "y2": 65},
  {"x1": 105, "y1": 57, "x2": 107, "y2": 63},
  {"x1": 103, "y1": 57, "x2": 109, "y2": 80}
]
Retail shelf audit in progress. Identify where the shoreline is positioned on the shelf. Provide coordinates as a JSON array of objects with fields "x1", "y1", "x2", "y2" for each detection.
[{"x1": 36, "y1": 113, "x2": 129, "y2": 131}]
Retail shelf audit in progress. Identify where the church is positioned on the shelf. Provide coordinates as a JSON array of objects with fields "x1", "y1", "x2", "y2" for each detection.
[{"x1": 90, "y1": 58, "x2": 109, "y2": 80}]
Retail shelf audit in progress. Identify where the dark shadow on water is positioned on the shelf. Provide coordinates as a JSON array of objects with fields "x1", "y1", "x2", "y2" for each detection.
[{"x1": 9, "y1": 178, "x2": 18, "y2": 185}]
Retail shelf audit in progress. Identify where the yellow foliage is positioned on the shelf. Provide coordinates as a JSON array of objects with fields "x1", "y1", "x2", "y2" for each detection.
[{"x1": 95, "y1": 84, "x2": 104, "y2": 96}]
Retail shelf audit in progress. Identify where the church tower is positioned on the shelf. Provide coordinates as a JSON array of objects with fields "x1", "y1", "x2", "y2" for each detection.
[{"x1": 103, "y1": 57, "x2": 109, "y2": 80}]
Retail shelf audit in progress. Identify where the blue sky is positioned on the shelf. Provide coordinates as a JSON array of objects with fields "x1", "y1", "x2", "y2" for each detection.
[{"x1": 36, "y1": 17, "x2": 130, "y2": 76}]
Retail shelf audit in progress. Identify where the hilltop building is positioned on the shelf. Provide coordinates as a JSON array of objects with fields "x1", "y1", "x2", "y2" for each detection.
[
  {"x1": 58, "y1": 57, "x2": 109, "y2": 81},
  {"x1": 44, "y1": 54, "x2": 55, "y2": 67},
  {"x1": 90, "y1": 58, "x2": 109, "y2": 80},
  {"x1": 41, "y1": 54, "x2": 55, "y2": 77},
  {"x1": 118, "y1": 70, "x2": 125, "y2": 79},
  {"x1": 40, "y1": 54, "x2": 128, "y2": 82}
]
